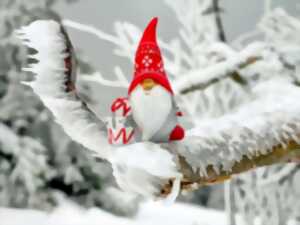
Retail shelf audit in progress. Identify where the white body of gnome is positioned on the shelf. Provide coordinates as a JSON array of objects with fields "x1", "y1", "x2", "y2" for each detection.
[{"x1": 108, "y1": 18, "x2": 185, "y2": 145}]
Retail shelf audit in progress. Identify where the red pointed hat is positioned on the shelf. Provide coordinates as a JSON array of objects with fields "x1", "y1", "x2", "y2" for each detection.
[{"x1": 128, "y1": 17, "x2": 173, "y2": 95}]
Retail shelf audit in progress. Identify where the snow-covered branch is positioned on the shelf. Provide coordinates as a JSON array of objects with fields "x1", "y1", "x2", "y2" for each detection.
[
  {"x1": 173, "y1": 43, "x2": 263, "y2": 94},
  {"x1": 162, "y1": 78, "x2": 300, "y2": 194},
  {"x1": 162, "y1": 140, "x2": 300, "y2": 195},
  {"x1": 16, "y1": 20, "x2": 112, "y2": 160}
]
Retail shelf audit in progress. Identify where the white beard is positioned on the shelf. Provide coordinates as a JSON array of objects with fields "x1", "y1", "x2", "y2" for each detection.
[{"x1": 129, "y1": 85, "x2": 172, "y2": 141}]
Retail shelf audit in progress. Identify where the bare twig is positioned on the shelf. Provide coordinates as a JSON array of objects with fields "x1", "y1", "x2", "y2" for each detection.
[
  {"x1": 80, "y1": 67, "x2": 129, "y2": 88},
  {"x1": 62, "y1": 19, "x2": 119, "y2": 45},
  {"x1": 212, "y1": 0, "x2": 226, "y2": 42}
]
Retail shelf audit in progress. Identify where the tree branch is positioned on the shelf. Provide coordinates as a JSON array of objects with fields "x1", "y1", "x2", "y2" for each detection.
[
  {"x1": 212, "y1": 0, "x2": 226, "y2": 42},
  {"x1": 161, "y1": 139, "x2": 300, "y2": 196}
]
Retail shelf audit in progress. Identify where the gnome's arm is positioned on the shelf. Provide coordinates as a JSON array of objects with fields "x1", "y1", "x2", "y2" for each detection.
[
  {"x1": 108, "y1": 97, "x2": 139, "y2": 145},
  {"x1": 169, "y1": 99, "x2": 185, "y2": 141}
]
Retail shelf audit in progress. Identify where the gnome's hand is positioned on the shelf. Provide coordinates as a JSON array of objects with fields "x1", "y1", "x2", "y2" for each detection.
[
  {"x1": 108, "y1": 97, "x2": 136, "y2": 145},
  {"x1": 169, "y1": 125, "x2": 185, "y2": 141}
]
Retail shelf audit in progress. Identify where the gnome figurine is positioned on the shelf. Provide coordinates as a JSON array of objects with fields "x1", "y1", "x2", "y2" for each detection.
[
  {"x1": 108, "y1": 17, "x2": 184, "y2": 145},
  {"x1": 128, "y1": 17, "x2": 185, "y2": 142}
]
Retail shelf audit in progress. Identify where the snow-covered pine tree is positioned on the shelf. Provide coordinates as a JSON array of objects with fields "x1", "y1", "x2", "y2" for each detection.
[
  {"x1": 16, "y1": 0, "x2": 300, "y2": 223},
  {"x1": 0, "y1": 0, "x2": 56, "y2": 209},
  {"x1": 0, "y1": 0, "x2": 139, "y2": 215}
]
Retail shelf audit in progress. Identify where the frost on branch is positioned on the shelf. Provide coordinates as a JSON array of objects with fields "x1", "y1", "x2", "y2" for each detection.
[
  {"x1": 176, "y1": 79, "x2": 300, "y2": 177},
  {"x1": 16, "y1": 20, "x2": 111, "y2": 160}
]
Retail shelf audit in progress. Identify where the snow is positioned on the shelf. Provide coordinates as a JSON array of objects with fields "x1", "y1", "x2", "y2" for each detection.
[
  {"x1": 0, "y1": 201, "x2": 230, "y2": 225},
  {"x1": 136, "y1": 201, "x2": 227, "y2": 225},
  {"x1": 111, "y1": 142, "x2": 182, "y2": 202}
]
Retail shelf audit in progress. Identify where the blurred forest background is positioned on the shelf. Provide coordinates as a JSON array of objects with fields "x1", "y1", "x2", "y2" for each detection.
[{"x1": 0, "y1": 1, "x2": 299, "y2": 225}]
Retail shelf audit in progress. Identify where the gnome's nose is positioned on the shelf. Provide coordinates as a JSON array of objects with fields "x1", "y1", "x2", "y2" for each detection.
[{"x1": 141, "y1": 78, "x2": 156, "y2": 91}]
